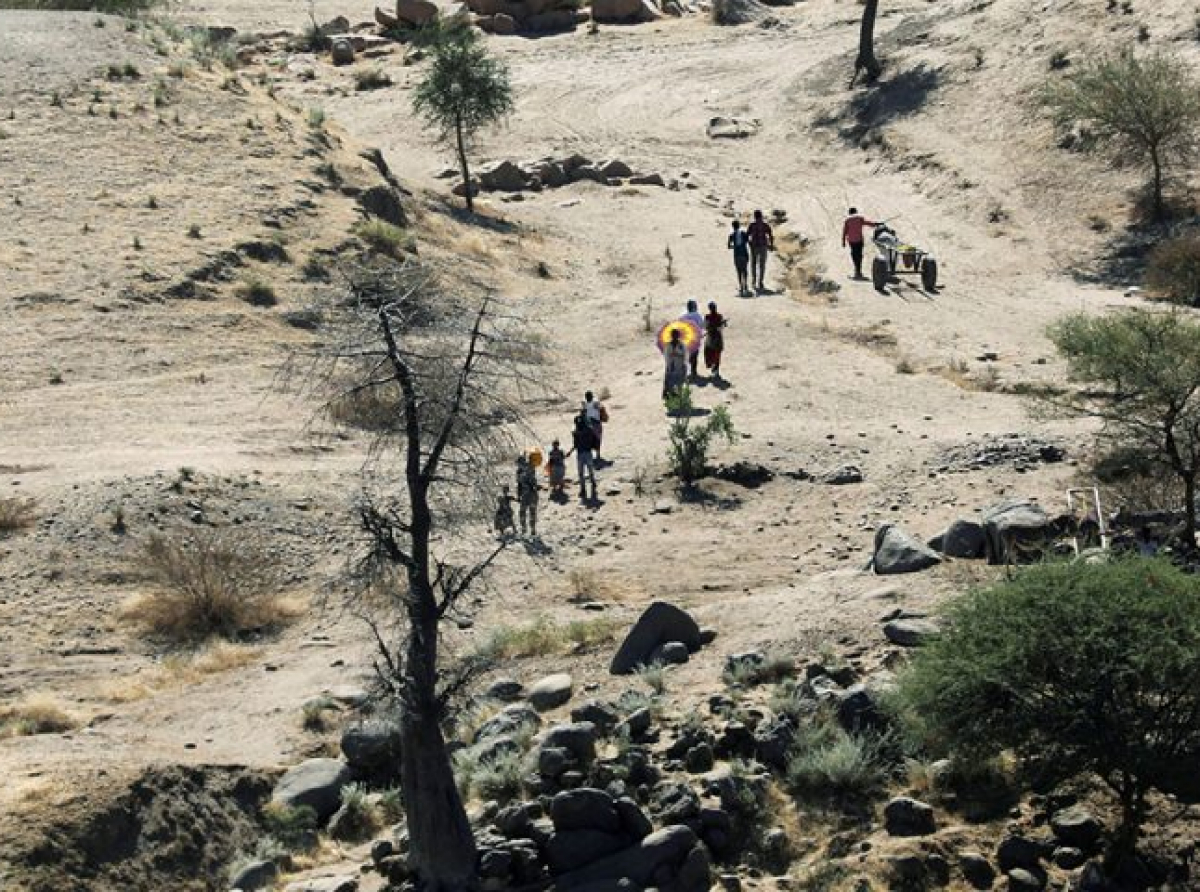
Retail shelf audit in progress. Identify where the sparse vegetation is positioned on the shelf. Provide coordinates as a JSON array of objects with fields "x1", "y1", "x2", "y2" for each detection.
[
  {"x1": 261, "y1": 803, "x2": 318, "y2": 851},
  {"x1": 633, "y1": 661, "x2": 667, "y2": 694},
  {"x1": 354, "y1": 219, "x2": 413, "y2": 256},
  {"x1": 354, "y1": 68, "x2": 393, "y2": 92},
  {"x1": 665, "y1": 386, "x2": 737, "y2": 483},
  {"x1": 897, "y1": 557, "x2": 1200, "y2": 868},
  {"x1": 476, "y1": 615, "x2": 618, "y2": 660},
  {"x1": 125, "y1": 527, "x2": 291, "y2": 642},
  {"x1": 0, "y1": 497, "x2": 37, "y2": 535},
  {"x1": 238, "y1": 278, "x2": 278, "y2": 307},
  {"x1": 1146, "y1": 233, "x2": 1200, "y2": 305},
  {"x1": 723, "y1": 651, "x2": 796, "y2": 688},
  {"x1": 0, "y1": 695, "x2": 79, "y2": 738},
  {"x1": 453, "y1": 747, "x2": 527, "y2": 804},
  {"x1": 301, "y1": 696, "x2": 337, "y2": 731},
  {"x1": 786, "y1": 720, "x2": 892, "y2": 801},
  {"x1": 4, "y1": 0, "x2": 162, "y2": 10},
  {"x1": 1043, "y1": 50, "x2": 1200, "y2": 218}
]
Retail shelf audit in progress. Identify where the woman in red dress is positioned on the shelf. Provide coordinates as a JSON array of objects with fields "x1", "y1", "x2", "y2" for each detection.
[{"x1": 703, "y1": 301, "x2": 726, "y2": 380}]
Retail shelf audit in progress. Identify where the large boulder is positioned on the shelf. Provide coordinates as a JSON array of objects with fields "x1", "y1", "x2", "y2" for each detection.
[
  {"x1": 554, "y1": 825, "x2": 705, "y2": 889},
  {"x1": 526, "y1": 9, "x2": 588, "y2": 31},
  {"x1": 935, "y1": 518, "x2": 987, "y2": 558},
  {"x1": 340, "y1": 719, "x2": 402, "y2": 781},
  {"x1": 397, "y1": 0, "x2": 440, "y2": 24},
  {"x1": 272, "y1": 758, "x2": 352, "y2": 822},
  {"x1": 883, "y1": 617, "x2": 940, "y2": 647},
  {"x1": 546, "y1": 830, "x2": 629, "y2": 873},
  {"x1": 477, "y1": 159, "x2": 531, "y2": 192},
  {"x1": 874, "y1": 524, "x2": 942, "y2": 575},
  {"x1": 476, "y1": 704, "x2": 542, "y2": 742},
  {"x1": 590, "y1": 0, "x2": 646, "y2": 20},
  {"x1": 231, "y1": 860, "x2": 278, "y2": 891},
  {"x1": 884, "y1": 797, "x2": 937, "y2": 837},
  {"x1": 528, "y1": 673, "x2": 574, "y2": 711},
  {"x1": 551, "y1": 789, "x2": 621, "y2": 834},
  {"x1": 1050, "y1": 805, "x2": 1103, "y2": 850},
  {"x1": 610, "y1": 601, "x2": 702, "y2": 675},
  {"x1": 981, "y1": 500, "x2": 1052, "y2": 565},
  {"x1": 540, "y1": 722, "x2": 598, "y2": 763}
]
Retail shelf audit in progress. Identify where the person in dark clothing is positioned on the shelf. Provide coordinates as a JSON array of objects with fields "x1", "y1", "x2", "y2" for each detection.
[
  {"x1": 566, "y1": 413, "x2": 598, "y2": 502},
  {"x1": 746, "y1": 210, "x2": 774, "y2": 292},
  {"x1": 841, "y1": 207, "x2": 877, "y2": 279},
  {"x1": 515, "y1": 454, "x2": 539, "y2": 536},
  {"x1": 728, "y1": 219, "x2": 751, "y2": 296}
]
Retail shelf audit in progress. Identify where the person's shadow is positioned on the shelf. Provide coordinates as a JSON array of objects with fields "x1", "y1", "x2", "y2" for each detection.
[{"x1": 523, "y1": 537, "x2": 552, "y2": 556}]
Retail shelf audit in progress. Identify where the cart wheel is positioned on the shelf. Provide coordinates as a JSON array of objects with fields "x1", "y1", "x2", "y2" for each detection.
[
  {"x1": 872, "y1": 256, "x2": 889, "y2": 293},
  {"x1": 921, "y1": 258, "x2": 938, "y2": 291}
]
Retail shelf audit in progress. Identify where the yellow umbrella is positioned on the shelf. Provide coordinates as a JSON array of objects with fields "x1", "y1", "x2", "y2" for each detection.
[{"x1": 657, "y1": 319, "x2": 702, "y2": 355}]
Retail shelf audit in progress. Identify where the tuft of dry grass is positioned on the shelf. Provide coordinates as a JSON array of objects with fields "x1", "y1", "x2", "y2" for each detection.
[
  {"x1": 123, "y1": 527, "x2": 297, "y2": 642},
  {"x1": 0, "y1": 497, "x2": 37, "y2": 535},
  {"x1": 97, "y1": 642, "x2": 264, "y2": 703},
  {"x1": 476, "y1": 615, "x2": 618, "y2": 661},
  {"x1": 354, "y1": 219, "x2": 415, "y2": 256},
  {"x1": 0, "y1": 694, "x2": 79, "y2": 739}
]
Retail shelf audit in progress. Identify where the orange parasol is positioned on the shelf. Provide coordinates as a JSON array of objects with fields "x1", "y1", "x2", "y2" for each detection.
[{"x1": 656, "y1": 319, "x2": 702, "y2": 355}]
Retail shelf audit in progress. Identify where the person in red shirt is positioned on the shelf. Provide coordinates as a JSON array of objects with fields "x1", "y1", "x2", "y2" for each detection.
[
  {"x1": 746, "y1": 209, "x2": 774, "y2": 293},
  {"x1": 841, "y1": 207, "x2": 877, "y2": 280}
]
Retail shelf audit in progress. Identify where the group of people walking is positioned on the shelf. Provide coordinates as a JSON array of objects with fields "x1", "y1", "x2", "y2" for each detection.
[{"x1": 497, "y1": 205, "x2": 884, "y2": 538}]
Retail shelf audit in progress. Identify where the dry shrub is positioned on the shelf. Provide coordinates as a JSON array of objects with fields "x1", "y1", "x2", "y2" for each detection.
[
  {"x1": 1146, "y1": 234, "x2": 1200, "y2": 306},
  {"x1": 125, "y1": 527, "x2": 293, "y2": 642},
  {"x1": 327, "y1": 382, "x2": 402, "y2": 432},
  {"x1": 0, "y1": 497, "x2": 37, "y2": 534},
  {"x1": 0, "y1": 694, "x2": 79, "y2": 738},
  {"x1": 97, "y1": 643, "x2": 263, "y2": 703},
  {"x1": 476, "y1": 615, "x2": 618, "y2": 660}
]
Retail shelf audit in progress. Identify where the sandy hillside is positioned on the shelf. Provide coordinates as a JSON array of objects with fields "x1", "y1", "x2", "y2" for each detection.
[{"x1": 1, "y1": 0, "x2": 1198, "y2": 887}]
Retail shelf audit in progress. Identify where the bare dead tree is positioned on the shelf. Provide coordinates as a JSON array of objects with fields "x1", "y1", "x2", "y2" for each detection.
[
  {"x1": 316, "y1": 258, "x2": 541, "y2": 891},
  {"x1": 852, "y1": 0, "x2": 883, "y2": 86}
]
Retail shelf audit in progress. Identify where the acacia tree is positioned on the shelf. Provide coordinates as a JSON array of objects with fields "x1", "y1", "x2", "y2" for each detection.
[
  {"x1": 413, "y1": 28, "x2": 514, "y2": 213},
  {"x1": 1043, "y1": 50, "x2": 1200, "y2": 220},
  {"x1": 852, "y1": 0, "x2": 882, "y2": 86},
  {"x1": 324, "y1": 260, "x2": 535, "y2": 890},
  {"x1": 897, "y1": 558, "x2": 1200, "y2": 870},
  {"x1": 1045, "y1": 309, "x2": 1200, "y2": 546}
]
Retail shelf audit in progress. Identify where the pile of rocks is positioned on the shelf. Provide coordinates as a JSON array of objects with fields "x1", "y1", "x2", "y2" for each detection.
[
  {"x1": 467, "y1": 0, "x2": 591, "y2": 35},
  {"x1": 450, "y1": 154, "x2": 667, "y2": 197},
  {"x1": 931, "y1": 433, "x2": 1067, "y2": 475}
]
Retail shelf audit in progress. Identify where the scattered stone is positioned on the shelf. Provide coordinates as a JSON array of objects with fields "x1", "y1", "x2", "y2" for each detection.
[
  {"x1": 873, "y1": 524, "x2": 942, "y2": 575},
  {"x1": 1052, "y1": 847, "x2": 1086, "y2": 869},
  {"x1": 397, "y1": 0, "x2": 439, "y2": 25},
  {"x1": 486, "y1": 678, "x2": 525, "y2": 702},
  {"x1": 706, "y1": 116, "x2": 759, "y2": 139},
  {"x1": 684, "y1": 742, "x2": 715, "y2": 773},
  {"x1": 932, "y1": 433, "x2": 1066, "y2": 475},
  {"x1": 358, "y1": 184, "x2": 407, "y2": 228},
  {"x1": 960, "y1": 852, "x2": 997, "y2": 890},
  {"x1": 571, "y1": 700, "x2": 620, "y2": 734},
  {"x1": 551, "y1": 789, "x2": 621, "y2": 833},
  {"x1": 711, "y1": 461, "x2": 774, "y2": 488},
  {"x1": 553, "y1": 825, "x2": 707, "y2": 890},
  {"x1": 882, "y1": 618, "x2": 939, "y2": 647},
  {"x1": 1006, "y1": 868, "x2": 1045, "y2": 892},
  {"x1": 529, "y1": 674, "x2": 574, "y2": 711},
  {"x1": 610, "y1": 601, "x2": 703, "y2": 675},
  {"x1": 821, "y1": 465, "x2": 864, "y2": 485},
  {"x1": 884, "y1": 797, "x2": 937, "y2": 837},
  {"x1": 230, "y1": 860, "x2": 277, "y2": 892},
  {"x1": 477, "y1": 704, "x2": 542, "y2": 742},
  {"x1": 546, "y1": 829, "x2": 629, "y2": 873},
  {"x1": 996, "y1": 835, "x2": 1044, "y2": 873},
  {"x1": 1050, "y1": 805, "x2": 1103, "y2": 849},
  {"x1": 271, "y1": 758, "x2": 352, "y2": 822},
  {"x1": 330, "y1": 38, "x2": 355, "y2": 66},
  {"x1": 340, "y1": 719, "x2": 402, "y2": 781},
  {"x1": 934, "y1": 518, "x2": 987, "y2": 558},
  {"x1": 540, "y1": 723, "x2": 598, "y2": 764},
  {"x1": 283, "y1": 877, "x2": 358, "y2": 892}
]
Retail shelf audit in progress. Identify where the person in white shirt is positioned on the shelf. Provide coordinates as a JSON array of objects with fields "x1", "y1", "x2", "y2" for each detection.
[
  {"x1": 582, "y1": 390, "x2": 606, "y2": 461},
  {"x1": 680, "y1": 300, "x2": 706, "y2": 380}
]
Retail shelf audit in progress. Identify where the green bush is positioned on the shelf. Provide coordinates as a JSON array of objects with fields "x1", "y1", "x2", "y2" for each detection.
[
  {"x1": 896, "y1": 557, "x2": 1200, "y2": 865},
  {"x1": 665, "y1": 386, "x2": 736, "y2": 483},
  {"x1": 1146, "y1": 234, "x2": 1200, "y2": 306},
  {"x1": 786, "y1": 720, "x2": 891, "y2": 801},
  {"x1": 261, "y1": 803, "x2": 318, "y2": 850},
  {"x1": 354, "y1": 219, "x2": 414, "y2": 256}
]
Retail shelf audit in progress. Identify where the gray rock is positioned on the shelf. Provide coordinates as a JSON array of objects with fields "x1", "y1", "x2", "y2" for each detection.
[
  {"x1": 706, "y1": 116, "x2": 759, "y2": 139},
  {"x1": 477, "y1": 704, "x2": 541, "y2": 742},
  {"x1": 1052, "y1": 847, "x2": 1086, "y2": 869},
  {"x1": 529, "y1": 673, "x2": 574, "y2": 711},
  {"x1": 874, "y1": 524, "x2": 943, "y2": 575},
  {"x1": 1006, "y1": 868, "x2": 1044, "y2": 892},
  {"x1": 539, "y1": 746, "x2": 572, "y2": 778},
  {"x1": 571, "y1": 700, "x2": 620, "y2": 734},
  {"x1": 652, "y1": 641, "x2": 691, "y2": 665},
  {"x1": 615, "y1": 797, "x2": 653, "y2": 840},
  {"x1": 1050, "y1": 805, "x2": 1103, "y2": 849},
  {"x1": 678, "y1": 843, "x2": 713, "y2": 892},
  {"x1": 821, "y1": 464, "x2": 864, "y2": 485},
  {"x1": 477, "y1": 159, "x2": 530, "y2": 192},
  {"x1": 340, "y1": 719, "x2": 401, "y2": 778},
  {"x1": 982, "y1": 500, "x2": 1051, "y2": 565},
  {"x1": 883, "y1": 618, "x2": 940, "y2": 647},
  {"x1": 555, "y1": 825, "x2": 701, "y2": 888},
  {"x1": 546, "y1": 829, "x2": 629, "y2": 873},
  {"x1": 230, "y1": 860, "x2": 277, "y2": 892},
  {"x1": 629, "y1": 173, "x2": 665, "y2": 187},
  {"x1": 599, "y1": 159, "x2": 634, "y2": 178},
  {"x1": 369, "y1": 839, "x2": 395, "y2": 864},
  {"x1": 959, "y1": 851, "x2": 996, "y2": 890},
  {"x1": 272, "y1": 758, "x2": 352, "y2": 822},
  {"x1": 621, "y1": 707, "x2": 652, "y2": 737},
  {"x1": 610, "y1": 602, "x2": 702, "y2": 675},
  {"x1": 684, "y1": 743, "x2": 714, "y2": 774},
  {"x1": 472, "y1": 734, "x2": 521, "y2": 765},
  {"x1": 485, "y1": 678, "x2": 525, "y2": 702},
  {"x1": 937, "y1": 518, "x2": 986, "y2": 558},
  {"x1": 996, "y1": 835, "x2": 1044, "y2": 872},
  {"x1": 591, "y1": 0, "x2": 650, "y2": 21},
  {"x1": 884, "y1": 797, "x2": 937, "y2": 837},
  {"x1": 836, "y1": 682, "x2": 889, "y2": 733},
  {"x1": 541, "y1": 723, "x2": 598, "y2": 764},
  {"x1": 330, "y1": 38, "x2": 355, "y2": 65},
  {"x1": 283, "y1": 877, "x2": 358, "y2": 892},
  {"x1": 358, "y1": 185, "x2": 407, "y2": 228},
  {"x1": 552, "y1": 789, "x2": 621, "y2": 833}
]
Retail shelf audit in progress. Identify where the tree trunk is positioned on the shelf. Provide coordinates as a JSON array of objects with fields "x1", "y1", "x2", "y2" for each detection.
[
  {"x1": 1150, "y1": 145, "x2": 1164, "y2": 220},
  {"x1": 455, "y1": 116, "x2": 473, "y2": 214},
  {"x1": 1184, "y1": 471, "x2": 1196, "y2": 547},
  {"x1": 855, "y1": 0, "x2": 882, "y2": 84}
]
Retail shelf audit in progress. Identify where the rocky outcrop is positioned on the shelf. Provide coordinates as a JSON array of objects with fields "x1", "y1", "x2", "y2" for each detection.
[
  {"x1": 610, "y1": 601, "x2": 704, "y2": 674},
  {"x1": 873, "y1": 524, "x2": 942, "y2": 574}
]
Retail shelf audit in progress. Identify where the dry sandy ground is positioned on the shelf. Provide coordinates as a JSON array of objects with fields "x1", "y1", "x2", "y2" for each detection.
[{"x1": 1, "y1": 0, "x2": 1198, "y2": 884}]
